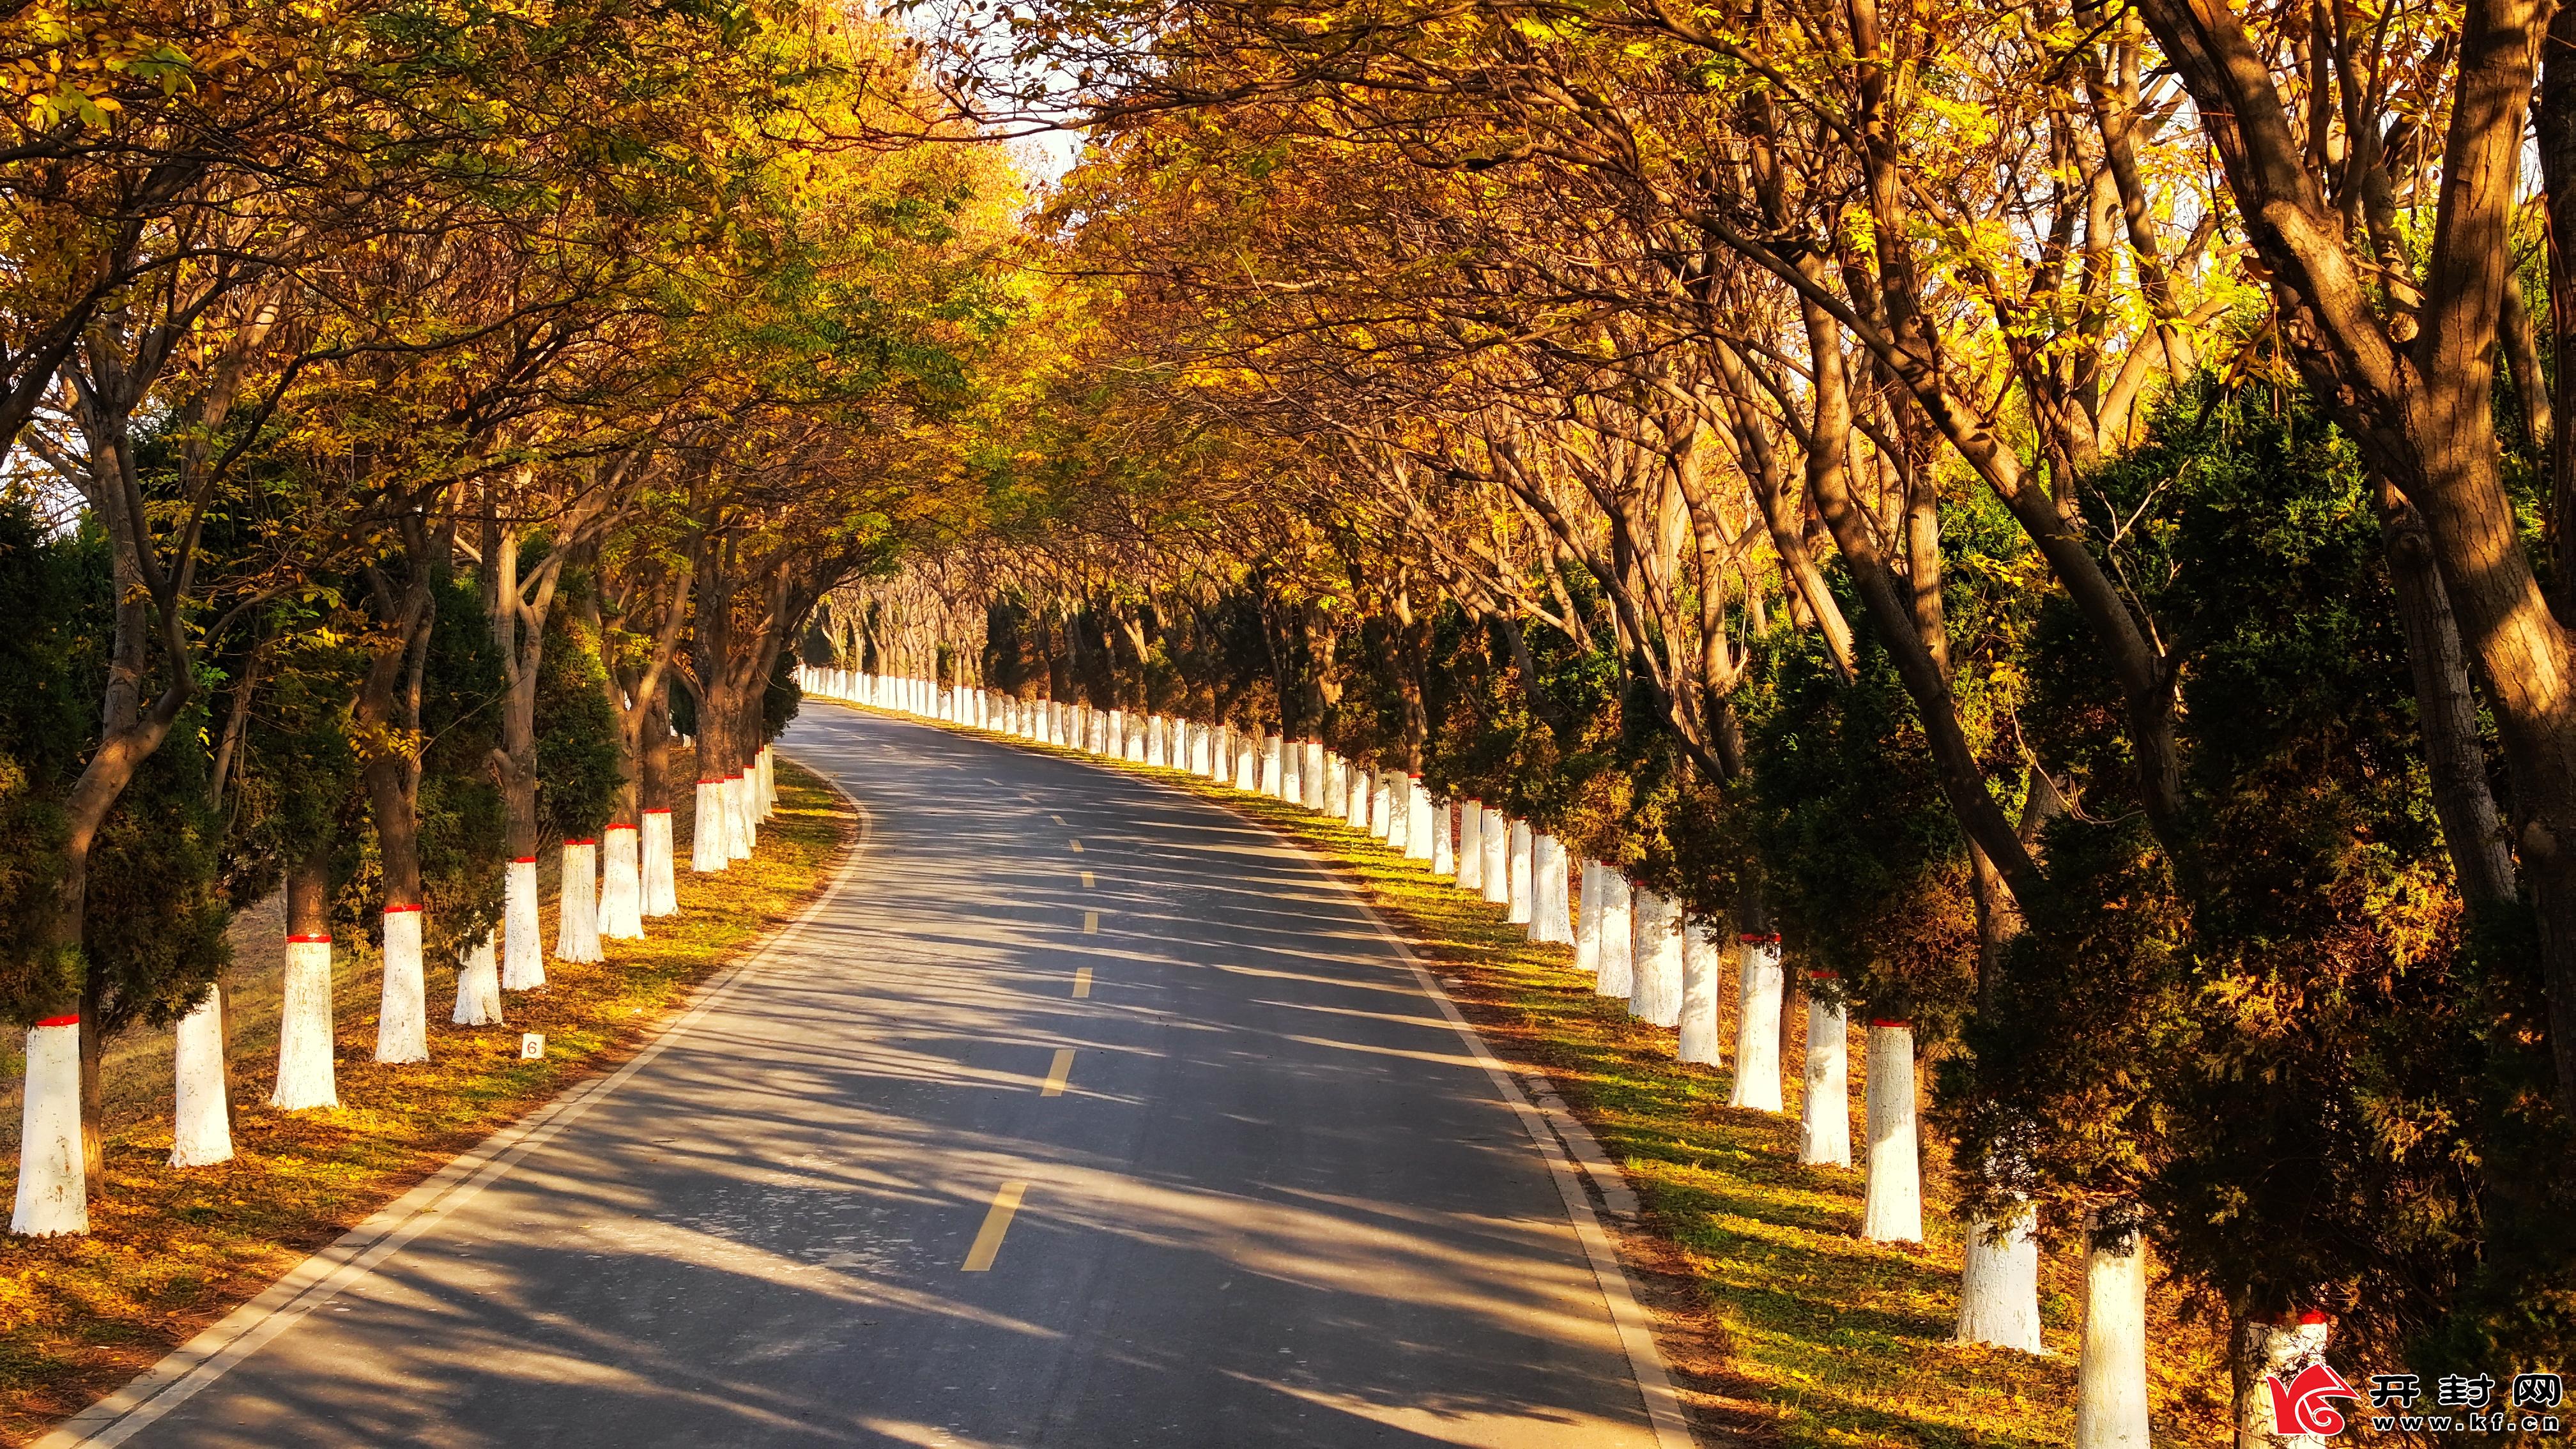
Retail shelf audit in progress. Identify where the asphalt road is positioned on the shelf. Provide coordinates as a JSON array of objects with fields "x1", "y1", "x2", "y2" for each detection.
[{"x1": 94, "y1": 705, "x2": 1669, "y2": 1448}]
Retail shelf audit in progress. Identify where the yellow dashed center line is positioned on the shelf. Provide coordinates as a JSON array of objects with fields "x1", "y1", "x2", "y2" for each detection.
[
  {"x1": 1068, "y1": 839, "x2": 1083, "y2": 853},
  {"x1": 1072, "y1": 967, "x2": 1092, "y2": 999},
  {"x1": 1080, "y1": 870, "x2": 1094, "y2": 889},
  {"x1": 1082, "y1": 910, "x2": 1098, "y2": 934},
  {"x1": 1050, "y1": 815, "x2": 1067, "y2": 826},
  {"x1": 1041, "y1": 1047, "x2": 1075, "y2": 1096},
  {"x1": 962, "y1": 1181, "x2": 1027, "y2": 1271}
]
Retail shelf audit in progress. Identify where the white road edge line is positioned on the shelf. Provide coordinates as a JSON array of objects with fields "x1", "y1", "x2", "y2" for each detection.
[
  {"x1": 38, "y1": 767, "x2": 875, "y2": 1449},
  {"x1": 900, "y1": 708, "x2": 1698, "y2": 1449}
]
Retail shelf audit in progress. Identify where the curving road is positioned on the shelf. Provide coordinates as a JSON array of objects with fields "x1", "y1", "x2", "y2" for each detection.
[{"x1": 61, "y1": 706, "x2": 1676, "y2": 1449}]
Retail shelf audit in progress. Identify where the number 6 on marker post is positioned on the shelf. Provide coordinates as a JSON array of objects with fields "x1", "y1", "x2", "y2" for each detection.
[{"x1": 520, "y1": 1032, "x2": 544, "y2": 1059}]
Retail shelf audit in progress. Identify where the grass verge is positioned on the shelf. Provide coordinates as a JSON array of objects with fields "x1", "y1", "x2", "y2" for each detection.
[
  {"x1": 0, "y1": 757, "x2": 855, "y2": 1446},
  {"x1": 904, "y1": 705, "x2": 2230, "y2": 1449}
]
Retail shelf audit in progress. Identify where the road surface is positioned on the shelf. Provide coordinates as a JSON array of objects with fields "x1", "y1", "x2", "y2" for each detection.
[{"x1": 79, "y1": 705, "x2": 1673, "y2": 1448}]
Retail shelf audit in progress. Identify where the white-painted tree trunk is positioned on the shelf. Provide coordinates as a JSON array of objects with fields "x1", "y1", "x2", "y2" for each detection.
[
  {"x1": 1457, "y1": 802, "x2": 1485, "y2": 891},
  {"x1": 757, "y1": 745, "x2": 776, "y2": 816},
  {"x1": 1860, "y1": 1022, "x2": 1922, "y2": 1241},
  {"x1": 1595, "y1": 873, "x2": 1634, "y2": 997},
  {"x1": 504, "y1": 857, "x2": 546, "y2": 990},
  {"x1": 2234, "y1": 1314, "x2": 2333, "y2": 1448},
  {"x1": 1405, "y1": 779, "x2": 1435, "y2": 862},
  {"x1": 1530, "y1": 834, "x2": 1572, "y2": 941},
  {"x1": 1958, "y1": 1206, "x2": 2046, "y2": 1353},
  {"x1": 1324, "y1": 754, "x2": 1349, "y2": 818},
  {"x1": 691, "y1": 780, "x2": 725, "y2": 873},
  {"x1": 1257, "y1": 735, "x2": 1281, "y2": 794},
  {"x1": 724, "y1": 773, "x2": 755, "y2": 860},
  {"x1": 1574, "y1": 860, "x2": 1602, "y2": 975},
  {"x1": 169, "y1": 991, "x2": 233, "y2": 1167},
  {"x1": 1429, "y1": 798, "x2": 1455, "y2": 875},
  {"x1": 1629, "y1": 890, "x2": 1684, "y2": 1027},
  {"x1": 1344, "y1": 765, "x2": 1368, "y2": 828},
  {"x1": 555, "y1": 840, "x2": 602, "y2": 962},
  {"x1": 1282, "y1": 740, "x2": 1303, "y2": 801},
  {"x1": 1303, "y1": 742, "x2": 1327, "y2": 808},
  {"x1": 643, "y1": 809, "x2": 678, "y2": 915},
  {"x1": 1729, "y1": 936, "x2": 1785, "y2": 1111},
  {"x1": 1370, "y1": 776, "x2": 1394, "y2": 838},
  {"x1": 1234, "y1": 738, "x2": 1260, "y2": 791},
  {"x1": 1798, "y1": 977, "x2": 1851, "y2": 1166},
  {"x1": 601, "y1": 825, "x2": 644, "y2": 939},
  {"x1": 1386, "y1": 775, "x2": 1413, "y2": 852},
  {"x1": 376, "y1": 903, "x2": 429, "y2": 1064},
  {"x1": 1146, "y1": 717, "x2": 1167, "y2": 767},
  {"x1": 1678, "y1": 918, "x2": 1722, "y2": 1063},
  {"x1": 1479, "y1": 809, "x2": 1509, "y2": 904},
  {"x1": 12, "y1": 1019, "x2": 86, "y2": 1235},
  {"x1": 453, "y1": 930, "x2": 504, "y2": 1025},
  {"x1": 1505, "y1": 820, "x2": 1535, "y2": 924},
  {"x1": 717, "y1": 772, "x2": 744, "y2": 858},
  {"x1": 273, "y1": 934, "x2": 339, "y2": 1109},
  {"x1": 2075, "y1": 1212, "x2": 2152, "y2": 1449}
]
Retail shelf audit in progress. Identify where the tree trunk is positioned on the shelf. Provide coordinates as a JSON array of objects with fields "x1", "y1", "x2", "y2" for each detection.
[
  {"x1": 2376, "y1": 479, "x2": 2518, "y2": 908},
  {"x1": 358, "y1": 551, "x2": 433, "y2": 1062},
  {"x1": 272, "y1": 844, "x2": 339, "y2": 1110},
  {"x1": 2539, "y1": 0, "x2": 2576, "y2": 621}
]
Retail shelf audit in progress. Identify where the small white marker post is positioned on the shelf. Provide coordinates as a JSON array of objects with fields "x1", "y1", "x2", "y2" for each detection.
[{"x1": 520, "y1": 1032, "x2": 546, "y2": 1060}]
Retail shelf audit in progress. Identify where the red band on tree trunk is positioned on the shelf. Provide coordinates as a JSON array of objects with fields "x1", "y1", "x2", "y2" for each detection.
[
  {"x1": 564, "y1": 839, "x2": 595, "y2": 847},
  {"x1": 1870, "y1": 1018, "x2": 1910, "y2": 1029},
  {"x1": 698, "y1": 778, "x2": 721, "y2": 785},
  {"x1": 33, "y1": 1014, "x2": 78, "y2": 1028},
  {"x1": 1740, "y1": 933, "x2": 1782, "y2": 944},
  {"x1": 385, "y1": 903, "x2": 423, "y2": 914},
  {"x1": 514, "y1": 856, "x2": 537, "y2": 864},
  {"x1": 643, "y1": 808, "x2": 671, "y2": 815},
  {"x1": 285, "y1": 933, "x2": 332, "y2": 944}
]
